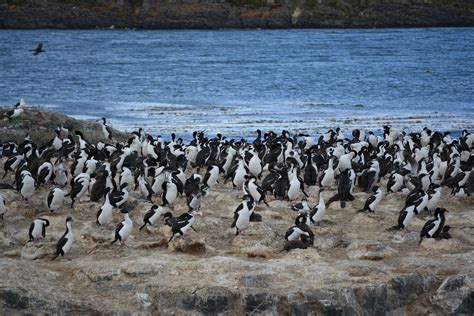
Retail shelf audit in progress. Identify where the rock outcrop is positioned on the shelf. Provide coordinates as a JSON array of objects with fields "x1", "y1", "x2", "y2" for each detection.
[{"x1": 1, "y1": 0, "x2": 474, "y2": 29}]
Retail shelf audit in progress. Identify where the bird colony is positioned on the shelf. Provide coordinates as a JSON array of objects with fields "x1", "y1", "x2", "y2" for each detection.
[{"x1": 0, "y1": 104, "x2": 473, "y2": 263}]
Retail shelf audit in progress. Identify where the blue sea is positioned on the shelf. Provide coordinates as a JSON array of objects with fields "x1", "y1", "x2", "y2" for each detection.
[{"x1": 0, "y1": 28, "x2": 473, "y2": 138}]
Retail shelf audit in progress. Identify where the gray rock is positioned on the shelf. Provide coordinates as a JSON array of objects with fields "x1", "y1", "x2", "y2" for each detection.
[{"x1": 432, "y1": 274, "x2": 474, "y2": 315}]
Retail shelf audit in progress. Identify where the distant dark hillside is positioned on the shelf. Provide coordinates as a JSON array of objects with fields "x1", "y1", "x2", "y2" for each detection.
[{"x1": 1, "y1": 0, "x2": 473, "y2": 28}]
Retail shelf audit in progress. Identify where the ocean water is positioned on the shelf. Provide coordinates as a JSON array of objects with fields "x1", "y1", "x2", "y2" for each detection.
[{"x1": 0, "y1": 28, "x2": 473, "y2": 139}]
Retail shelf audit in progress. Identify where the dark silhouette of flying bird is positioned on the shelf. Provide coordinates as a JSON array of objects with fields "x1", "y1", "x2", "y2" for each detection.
[{"x1": 32, "y1": 43, "x2": 45, "y2": 55}]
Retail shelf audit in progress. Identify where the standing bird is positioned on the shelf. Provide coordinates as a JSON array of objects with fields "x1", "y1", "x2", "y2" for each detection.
[
  {"x1": 162, "y1": 177, "x2": 178, "y2": 207},
  {"x1": 52, "y1": 217, "x2": 74, "y2": 260},
  {"x1": 203, "y1": 164, "x2": 220, "y2": 188},
  {"x1": 19, "y1": 172, "x2": 36, "y2": 203},
  {"x1": 100, "y1": 117, "x2": 113, "y2": 140},
  {"x1": 231, "y1": 195, "x2": 253, "y2": 236},
  {"x1": 245, "y1": 176, "x2": 270, "y2": 206},
  {"x1": 395, "y1": 204, "x2": 417, "y2": 230},
  {"x1": 139, "y1": 205, "x2": 164, "y2": 230},
  {"x1": 31, "y1": 43, "x2": 45, "y2": 55},
  {"x1": 187, "y1": 187, "x2": 203, "y2": 212},
  {"x1": 359, "y1": 186, "x2": 383, "y2": 213},
  {"x1": 326, "y1": 169, "x2": 354, "y2": 208},
  {"x1": 28, "y1": 218, "x2": 50, "y2": 242},
  {"x1": 310, "y1": 190, "x2": 326, "y2": 225},
  {"x1": 319, "y1": 157, "x2": 335, "y2": 189},
  {"x1": 68, "y1": 173, "x2": 90, "y2": 208},
  {"x1": 136, "y1": 174, "x2": 154, "y2": 203},
  {"x1": 419, "y1": 208, "x2": 448, "y2": 244},
  {"x1": 47, "y1": 188, "x2": 64, "y2": 212},
  {"x1": 3, "y1": 106, "x2": 24, "y2": 120},
  {"x1": 111, "y1": 208, "x2": 133, "y2": 246},
  {"x1": 96, "y1": 188, "x2": 113, "y2": 226}
]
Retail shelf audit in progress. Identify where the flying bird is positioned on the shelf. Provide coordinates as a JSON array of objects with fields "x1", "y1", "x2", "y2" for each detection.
[{"x1": 32, "y1": 43, "x2": 45, "y2": 55}]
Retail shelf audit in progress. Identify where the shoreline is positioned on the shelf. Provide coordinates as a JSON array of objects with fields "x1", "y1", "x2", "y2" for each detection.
[{"x1": 1, "y1": 1, "x2": 474, "y2": 30}]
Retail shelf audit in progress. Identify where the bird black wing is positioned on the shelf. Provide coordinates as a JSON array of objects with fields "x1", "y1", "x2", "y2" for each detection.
[
  {"x1": 202, "y1": 170, "x2": 211, "y2": 186},
  {"x1": 398, "y1": 208, "x2": 408, "y2": 228},
  {"x1": 109, "y1": 191, "x2": 124, "y2": 207},
  {"x1": 55, "y1": 235, "x2": 68, "y2": 255},
  {"x1": 28, "y1": 222, "x2": 34, "y2": 241},
  {"x1": 106, "y1": 126, "x2": 113, "y2": 140},
  {"x1": 115, "y1": 222, "x2": 124, "y2": 239},
  {"x1": 420, "y1": 219, "x2": 436, "y2": 238},
  {"x1": 38, "y1": 167, "x2": 50, "y2": 185},
  {"x1": 178, "y1": 213, "x2": 192, "y2": 221},
  {"x1": 292, "y1": 202, "x2": 303, "y2": 212},
  {"x1": 143, "y1": 209, "x2": 155, "y2": 223},
  {"x1": 172, "y1": 218, "x2": 189, "y2": 233},
  {"x1": 364, "y1": 194, "x2": 377, "y2": 211},
  {"x1": 387, "y1": 175, "x2": 396, "y2": 192},
  {"x1": 69, "y1": 182, "x2": 84, "y2": 200},
  {"x1": 284, "y1": 227, "x2": 295, "y2": 240},
  {"x1": 47, "y1": 190, "x2": 54, "y2": 208},
  {"x1": 234, "y1": 203, "x2": 244, "y2": 214}
]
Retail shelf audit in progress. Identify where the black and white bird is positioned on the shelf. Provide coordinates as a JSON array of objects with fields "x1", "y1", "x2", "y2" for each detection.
[
  {"x1": 28, "y1": 218, "x2": 50, "y2": 242},
  {"x1": 139, "y1": 205, "x2": 164, "y2": 230},
  {"x1": 326, "y1": 169, "x2": 354, "y2": 208},
  {"x1": 96, "y1": 188, "x2": 113, "y2": 226},
  {"x1": 426, "y1": 184, "x2": 442, "y2": 213},
  {"x1": 245, "y1": 176, "x2": 270, "y2": 206},
  {"x1": 285, "y1": 224, "x2": 310, "y2": 242},
  {"x1": 168, "y1": 209, "x2": 200, "y2": 242},
  {"x1": 100, "y1": 117, "x2": 113, "y2": 140},
  {"x1": 310, "y1": 190, "x2": 326, "y2": 225},
  {"x1": 0, "y1": 194, "x2": 6, "y2": 219},
  {"x1": 68, "y1": 173, "x2": 90, "y2": 208},
  {"x1": 109, "y1": 183, "x2": 129, "y2": 208},
  {"x1": 359, "y1": 186, "x2": 383, "y2": 213},
  {"x1": 291, "y1": 197, "x2": 311, "y2": 214},
  {"x1": 136, "y1": 174, "x2": 154, "y2": 202},
  {"x1": 162, "y1": 177, "x2": 178, "y2": 207},
  {"x1": 111, "y1": 208, "x2": 133, "y2": 246},
  {"x1": 387, "y1": 170, "x2": 406, "y2": 193},
  {"x1": 186, "y1": 187, "x2": 203, "y2": 212},
  {"x1": 396, "y1": 204, "x2": 417, "y2": 230},
  {"x1": 36, "y1": 160, "x2": 54, "y2": 186},
  {"x1": 47, "y1": 188, "x2": 64, "y2": 212},
  {"x1": 52, "y1": 217, "x2": 74, "y2": 260},
  {"x1": 203, "y1": 164, "x2": 220, "y2": 188},
  {"x1": 231, "y1": 195, "x2": 253, "y2": 236},
  {"x1": 319, "y1": 157, "x2": 335, "y2": 189},
  {"x1": 419, "y1": 207, "x2": 447, "y2": 244},
  {"x1": 120, "y1": 167, "x2": 135, "y2": 188},
  {"x1": 3, "y1": 100, "x2": 25, "y2": 120}
]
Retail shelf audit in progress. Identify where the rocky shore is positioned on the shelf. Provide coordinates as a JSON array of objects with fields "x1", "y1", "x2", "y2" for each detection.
[
  {"x1": 0, "y1": 107, "x2": 473, "y2": 314},
  {"x1": 1, "y1": 0, "x2": 474, "y2": 29}
]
